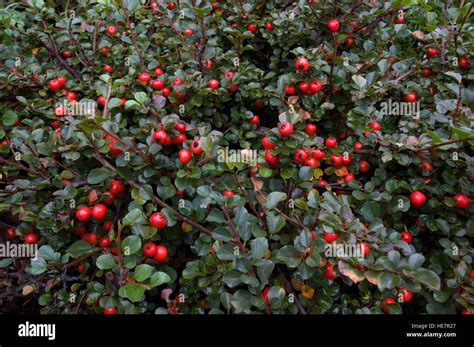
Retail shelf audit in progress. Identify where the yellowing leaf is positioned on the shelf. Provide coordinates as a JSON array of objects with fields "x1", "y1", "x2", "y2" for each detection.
[
  {"x1": 32, "y1": 47, "x2": 40, "y2": 55},
  {"x1": 182, "y1": 222, "x2": 192, "y2": 232},
  {"x1": 313, "y1": 169, "x2": 323, "y2": 180},
  {"x1": 22, "y1": 285, "x2": 34, "y2": 295},
  {"x1": 291, "y1": 278, "x2": 302, "y2": 291},
  {"x1": 301, "y1": 284, "x2": 315, "y2": 299},
  {"x1": 334, "y1": 166, "x2": 349, "y2": 177}
]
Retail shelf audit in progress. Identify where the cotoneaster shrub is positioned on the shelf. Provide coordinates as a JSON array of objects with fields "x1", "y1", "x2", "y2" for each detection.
[{"x1": 0, "y1": 0, "x2": 473, "y2": 315}]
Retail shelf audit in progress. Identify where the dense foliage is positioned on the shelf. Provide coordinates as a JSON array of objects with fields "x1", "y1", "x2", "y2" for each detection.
[{"x1": 0, "y1": 0, "x2": 473, "y2": 315}]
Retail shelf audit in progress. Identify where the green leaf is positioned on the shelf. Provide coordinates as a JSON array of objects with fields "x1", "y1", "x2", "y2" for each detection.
[
  {"x1": 249, "y1": 237, "x2": 268, "y2": 260},
  {"x1": 134, "y1": 264, "x2": 153, "y2": 282},
  {"x1": 66, "y1": 240, "x2": 93, "y2": 258},
  {"x1": 96, "y1": 254, "x2": 116, "y2": 270},
  {"x1": 28, "y1": 257, "x2": 47, "y2": 275},
  {"x1": 87, "y1": 168, "x2": 113, "y2": 185},
  {"x1": 352, "y1": 75, "x2": 367, "y2": 89},
  {"x1": 408, "y1": 253, "x2": 425, "y2": 269},
  {"x1": 122, "y1": 208, "x2": 143, "y2": 226},
  {"x1": 277, "y1": 246, "x2": 301, "y2": 268},
  {"x1": 121, "y1": 283, "x2": 146, "y2": 302},
  {"x1": 108, "y1": 98, "x2": 122, "y2": 109},
  {"x1": 150, "y1": 271, "x2": 171, "y2": 287},
  {"x1": 121, "y1": 235, "x2": 142, "y2": 256},
  {"x1": 410, "y1": 268, "x2": 441, "y2": 291},
  {"x1": 360, "y1": 201, "x2": 381, "y2": 222},
  {"x1": 265, "y1": 192, "x2": 287, "y2": 209}
]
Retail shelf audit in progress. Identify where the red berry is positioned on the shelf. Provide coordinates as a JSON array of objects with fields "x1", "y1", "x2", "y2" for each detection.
[
  {"x1": 75, "y1": 206, "x2": 92, "y2": 222},
  {"x1": 295, "y1": 57, "x2": 310, "y2": 72},
  {"x1": 103, "y1": 64, "x2": 113, "y2": 73},
  {"x1": 278, "y1": 122, "x2": 293, "y2": 137},
  {"x1": 342, "y1": 155, "x2": 353, "y2": 165},
  {"x1": 103, "y1": 220, "x2": 113, "y2": 232},
  {"x1": 227, "y1": 83, "x2": 238, "y2": 93},
  {"x1": 91, "y1": 204, "x2": 107, "y2": 221},
  {"x1": 250, "y1": 115, "x2": 260, "y2": 125},
  {"x1": 103, "y1": 307, "x2": 117, "y2": 315},
  {"x1": 109, "y1": 179, "x2": 125, "y2": 197},
  {"x1": 400, "y1": 231, "x2": 413, "y2": 243},
  {"x1": 62, "y1": 51, "x2": 74, "y2": 58},
  {"x1": 298, "y1": 81, "x2": 309, "y2": 93},
  {"x1": 284, "y1": 84, "x2": 297, "y2": 95},
  {"x1": 305, "y1": 158, "x2": 318, "y2": 168},
  {"x1": 183, "y1": 28, "x2": 193, "y2": 36},
  {"x1": 382, "y1": 297, "x2": 396, "y2": 314},
  {"x1": 312, "y1": 149, "x2": 325, "y2": 160},
  {"x1": 57, "y1": 76, "x2": 67, "y2": 86},
  {"x1": 262, "y1": 287, "x2": 270, "y2": 305},
  {"x1": 143, "y1": 242, "x2": 157, "y2": 257},
  {"x1": 49, "y1": 79, "x2": 61, "y2": 91},
  {"x1": 305, "y1": 123, "x2": 317, "y2": 135},
  {"x1": 152, "y1": 130, "x2": 170, "y2": 145},
  {"x1": 83, "y1": 232, "x2": 97, "y2": 245},
  {"x1": 453, "y1": 194, "x2": 470, "y2": 209},
  {"x1": 98, "y1": 236, "x2": 111, "y2": 248},
  {"x1": 178, "y1": 148, "x2": 192, "y2": 164},
  {"x1": 138, "y1": 72, "x2": 151, "y2": 83},
  {"x1": 171, "y1": 134, "x2": 187, "y2": 145},
  {"x1": 106, "y1": 26, "x2": 117, "y2": 35},
  {"x1": 154, "y1": 67, "x2": 164, "y2": 76},
  {"x1": 294, "y1": 149, "x2": 308, "y2": 164},
  {"x1": 107, "y1": 136, "x2": 123, "y2": 156},
  {"x1": 101, "y1": 47, "x2": 109, "y2": 55},
  {"x1": 224, "y1": 71, "x2": 234, "y2": 80},
  {"x1": 24, "y1": 233, "x2": 38, "y2": 244},
  {"x1": 175, "y1": 121, "x2": 186, "y2": 133},
  {"x1": 324, "y1": 263, "x2": 337, "y2": 280},
  {"x1": 209, "y1": 79, "x2": 219, "y2": 89},
  {"x1": 167, "y1": 2, "x2": 176, "y2": 10},
  {"x1": 191, "y1": 139, "x2": 203, "y2": 155},
  {"x1": 6, "y1": 227, "x2": 16, "y2": 238},
  {"x1": 360, "y1": 242, "x2": 369, "y2": 256},
  {"x1": 264, "y1": 151, "x2": 279, "y2": 165},
  {"x1": 309, "y1": 80, "x2": 322, "y2": 93},
  {"x1": 368, "y1": 121, "x2": 381, "y2": 131},
  {"x1": 458, "y1": 55, "x2": 469, "y2": 69},
  {"x1": 261, "y1": 136, "x2": 276, "y2": 150},
  {"x1": 359, "y1": 160, "x2": 370, "y2": 173},
  {"x1": 223, "y1": 190, "x2": 234, "y2": 198},
  {"x1": 247, "y1": 23, "x2": 257, "y2": 33},
  {"x1": 354, "y1": 141, "x2": 363, "y2": 151},
  {"x1": 54, "y1": 105, "x2": 65, "y2": 117},
  {"x1": 151, "y1": 79, "x2": 165, "y2": 90},
  {"x1": 394, "y1": 16, "x2": 404, "y2": 24},
  {"x1": 399, "y1": 288, "x2": 413, "y2": 302},
  {"x1": 97, "y1": 96, "x2": 106, "y2": 106},
  {"x1": 345, "y1": 173, "x2": 355, "y2": 182},
  {"x1": 154, "y1": 245, "x2": 168, "y2": 262},
  {"x1": 420, "y1": 162, "x2": 433, "y2": 172},
  {"x1": 325, "y1": 137, "x2": 337, "y2": 148},
  {"x1": 404, "y1": 92, "x2": 417, "y2": 103},
  {"x1": 426, "y1": 47, "x2": 440, "y2": 58},
  {"x1": 149, "y1": 212, "x2": 167, "y2": 229},
  {"x1": 265, "y1": 22, "x2": 274, "y2": 31},
  {"x1": 410, "y1": 191, "x2": 427, "y2": 207},
  {"x1": 323, "y1": 231, "x2": 338, "y2": 243},
  {"x1": 327, "y1": 19, "x2": 340, "y2": 32},
  {"x1": 422, "y1": 68, "x2": 433, "y2": 77}
]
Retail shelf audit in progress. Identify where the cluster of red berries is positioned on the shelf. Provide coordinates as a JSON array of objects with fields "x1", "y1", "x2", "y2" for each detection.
[
  {"x1": 74, "y1": 179, "x2": 125, "y2": 246},
  {"x1": 143, "y1": 241, "x2": 168, "y2": 262}
]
